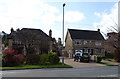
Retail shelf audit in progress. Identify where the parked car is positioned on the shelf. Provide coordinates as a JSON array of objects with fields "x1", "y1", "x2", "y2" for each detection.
[
  {"x1": 74, "y1": 53, "x2": 90, "y2": 63},
  {"x1": 74, "y1": 53, "x2": 81, "y2": 62},
  {"x1": 80, "y1": 53, "x2": 90, "y2": 63}
]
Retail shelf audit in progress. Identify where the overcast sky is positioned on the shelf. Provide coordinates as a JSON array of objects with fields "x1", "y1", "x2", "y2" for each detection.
[{"x1": 0, "y1": 0, "x2": 119, "y2": 40}]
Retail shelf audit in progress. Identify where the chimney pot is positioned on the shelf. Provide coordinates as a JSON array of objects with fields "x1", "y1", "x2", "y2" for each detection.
[{"x1": 98, "y1": 29, "x2": 100, "y2": 32}]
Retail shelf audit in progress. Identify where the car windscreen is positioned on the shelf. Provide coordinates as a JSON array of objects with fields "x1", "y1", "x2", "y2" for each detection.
[
  {"x1": 82, "y1": 53, "x2": 89, "y2": 56},
  {"x1": 76, "y1": 53, "x2": 80, "y2": 56}
]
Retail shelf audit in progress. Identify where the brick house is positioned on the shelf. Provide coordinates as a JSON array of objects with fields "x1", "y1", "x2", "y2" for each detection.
[
  {"x1": 7, "y1": 28, "x2": 53, "y2": 55},
  {"x1": 65, "y1": 29, "x2": 105, "y2": 58}
]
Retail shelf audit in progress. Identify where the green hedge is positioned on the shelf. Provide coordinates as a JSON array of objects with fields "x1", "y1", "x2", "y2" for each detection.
[
  {"x1": 39, "y1": 52, "x2": 60, "y2": 65},
  {"x1": 40, "y1": 53, "x2": 50, "y2": 65},
  {"x1": 26, "y1": 54, "x2": 40, "y2": 65},
  {"x1": 96, "y1": 55, "x2": 102, "y2": 63},
  {"x1": 48, "y1": 52, "x2": 60, "y2": 64}
]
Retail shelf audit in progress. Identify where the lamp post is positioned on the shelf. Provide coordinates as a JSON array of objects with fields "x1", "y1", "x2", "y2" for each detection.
[{"x1": 62, "y1": 3, "x2": 65, "y2": 65}]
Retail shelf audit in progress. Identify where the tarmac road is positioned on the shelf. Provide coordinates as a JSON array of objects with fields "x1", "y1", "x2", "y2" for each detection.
[{"x1": 1, "y1": 66, "x2": 118, "y2": 77}]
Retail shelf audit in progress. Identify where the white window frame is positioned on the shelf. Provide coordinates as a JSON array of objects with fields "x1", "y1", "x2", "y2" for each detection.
[{"x1": 84, "y1": 40, "x2": 88, "y2": 45}]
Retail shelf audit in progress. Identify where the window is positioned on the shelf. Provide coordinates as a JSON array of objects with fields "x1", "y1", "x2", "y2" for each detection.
[
  {"x1": 74, "y1": 40, "x2": 82, "y2": 45},
  {"x1": 89, "y1": 40, "x2": 92, "y2": 45},
  {"x1": 96, "y1": 49, "x2": 101, "y2": 54},
  {"x1": 84, "y1": 40, "x2": 88, "y2": 45},
  {"x1": 95, "y1": 41, "x2": 102, "y2": 46}
]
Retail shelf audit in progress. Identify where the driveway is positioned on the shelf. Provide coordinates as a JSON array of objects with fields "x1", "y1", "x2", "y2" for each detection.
[{"x1": 61, "y1": 57, "x2": 105, "y2": 67}]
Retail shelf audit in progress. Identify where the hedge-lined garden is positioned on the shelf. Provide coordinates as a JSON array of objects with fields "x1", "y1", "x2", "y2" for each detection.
[{"x1": 2, "y1": 48, "x2": 60, "y2": 67}]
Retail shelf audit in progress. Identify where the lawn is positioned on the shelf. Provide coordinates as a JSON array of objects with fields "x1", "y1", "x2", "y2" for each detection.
[
  {"x1": 99, "y1": 62, "x2": 118, "y2": 66},
  {"x1": 1, "y1": 63, "x2": 72, "y2": 70},
  {"x1": 103, "y1": 58, "x2": 116, "y2": 62}
]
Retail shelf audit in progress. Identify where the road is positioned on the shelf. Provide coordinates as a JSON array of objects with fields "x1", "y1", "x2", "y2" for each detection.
[{"x1": 1, "y1": 66, "x2": 118, "y2": 77}]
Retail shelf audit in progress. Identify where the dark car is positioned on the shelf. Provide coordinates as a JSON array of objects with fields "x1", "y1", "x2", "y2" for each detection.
[
  {"x1": 80, "y1": 53, "x2": 90, "y2": 63},
  {"x1": 74, "y1": 53, "x2": 81, "y2": 62}
]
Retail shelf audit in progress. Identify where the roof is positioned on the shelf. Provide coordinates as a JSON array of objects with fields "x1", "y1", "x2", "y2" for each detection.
[
  {"x1": 68, "y1": 29, "x2": 104, "y2": 40},
  {"x1": 22, "y1": 28, "x2": 50, "y2": 38},
  {"x1": 7, "y1": 28, "x2": 52, "y2": 40}
]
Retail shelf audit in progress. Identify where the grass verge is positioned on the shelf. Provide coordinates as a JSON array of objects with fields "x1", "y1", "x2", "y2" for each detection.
[
  {"x1": 0, "y1": 63, "x2": 72, "y2": 70},
  {"x1": 99, "y1": 62, "x2": 118, "y2": 66},
  {"x1": 103, "y1": 58, "x2": 116, "y2": 62}
]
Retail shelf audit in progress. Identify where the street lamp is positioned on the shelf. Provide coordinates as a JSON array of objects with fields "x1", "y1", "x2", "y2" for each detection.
[{"x1": 62, "y1": 3, "x2": 65, "y2": 65}]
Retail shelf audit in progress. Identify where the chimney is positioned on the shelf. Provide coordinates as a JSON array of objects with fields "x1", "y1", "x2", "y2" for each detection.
[
  {"x1": 11, "y1": 28, "x2": 14, "y2": 33},
  {"x1": 98, "y1": 29, "x2": 100, "y2": 32},
  {"x1": 49, "y1": 29, "x2": 52, "y2": 37}
]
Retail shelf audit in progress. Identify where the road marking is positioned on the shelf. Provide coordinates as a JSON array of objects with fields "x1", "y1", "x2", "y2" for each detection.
[{"x1": 98, "y1": 74, "x2": 118, "y2": 77}]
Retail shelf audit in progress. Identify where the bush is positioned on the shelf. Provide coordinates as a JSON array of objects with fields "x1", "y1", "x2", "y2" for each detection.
[
  {"x1": 2, "y1": 48, "x2": 25, "y2": 67},
  {"x1": 40, "y1": 53, "x2": 50, "y2": 65},
  {"x1": 2, "y1": 54, "x2": 15, "y2": 67},
  {"x1": 114, "y1": 48, "x2": 120, "y2": 62},
  {"x1": 48, "y1": 52, "x2": 60, "y2": 64},
  {"x1": 14, "y1": 54, "x2": 26, "y2": 65},
  {"x1": 26, "y1": 54, "x2": 40, "y2": 65},
  {"x1": 105, "y1": 52, "x2": 113, "y2": 58},
  {"x1": 3, "y1": 48, "x2": 15, "y2": 56},
  {"x1": 96, "y1": 55, "x2": 102, "y2": 63}
]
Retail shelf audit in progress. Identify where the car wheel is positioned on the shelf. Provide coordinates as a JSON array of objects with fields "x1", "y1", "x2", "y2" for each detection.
[{"x1": 74, "y1": 59, "x2": 76, "y2": 61}]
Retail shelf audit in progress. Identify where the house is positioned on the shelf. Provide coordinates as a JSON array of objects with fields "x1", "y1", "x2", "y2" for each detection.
[
  {"x1": 65, "y1": 29, "x2": 105, "y2": 58},
  {"x1": 7, "y1": 28, "x2": 53, "y2": 55}
]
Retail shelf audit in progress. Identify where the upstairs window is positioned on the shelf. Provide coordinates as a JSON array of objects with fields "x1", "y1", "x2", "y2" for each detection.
[
  {"x1": 95, "y1": 41, "x2": 102, "y2": 46},
  {"x1": 89, "y1": 40, "x2": 92, "y2": 45},
  {"x1": 74, "y1": 40, "x2": 82, "y2": 45},
  {"x1": 84, "y1": 40, "x2": 88, "y2": 45}
]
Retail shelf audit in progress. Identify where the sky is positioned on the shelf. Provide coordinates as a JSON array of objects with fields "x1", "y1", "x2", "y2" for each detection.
[{"x1": 0, "y1": 0, "x2": 119, "y2": 40}]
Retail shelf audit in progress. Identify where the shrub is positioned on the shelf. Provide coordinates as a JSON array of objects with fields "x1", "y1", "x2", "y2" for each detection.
[
  {"x1": 114, "y1": 48, "x2": 120, "y2": 62},
  {"x1": 26, "y1": 47, "x2": 36, "y2": 55},
  {"x1": 2, "y1": 48, "x2": 15, "y2": 67},
  {"x1": 40, "y1": 53, "x2": 50, "y2": 65},
  {"x1": 14, "y1": 54, "x2": 26, "y2": 65},
  {"x1": 105, "y1": 52, "x2": 113, "y2": 58},
  {"x1": 2, "y1": 54, "x2": 15, "y2": 67},
  {"x1": 2, "y1": 48, "x2": 26, "y2": 67},
  {"x1": 96, "y1": 55, "x2": 102, "y2": 63},
  {"x1": 3, "y1": 48, "x2": 15, "y2": 56},
  {"x1": 48, "y1": 52, "x2": 60, "y2": 64},
  {"x1": 26, "y1": 54, "x2": 40, "y2": 65}
]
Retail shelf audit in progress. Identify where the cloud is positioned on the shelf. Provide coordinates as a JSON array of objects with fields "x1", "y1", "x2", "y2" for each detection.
[
  {"x1": 0, "y1": 0, "x2": 85, "y2": 34},
  {"x1": 57, "y1": 11, "x2": 85, "y2": 23},
  {"x1": 0, "y1": 0, "x2": 59, "y2": 32},
  {"x1": 93, "y1": 3, "x2": 118, "y2": 34}
]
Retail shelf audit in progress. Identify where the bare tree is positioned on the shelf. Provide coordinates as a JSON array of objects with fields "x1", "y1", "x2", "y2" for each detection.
[
  {"x1": 106, "y1": 21, "x2": 120, "y2": 62},
  {"x1": 13, "y1": 28, "x2": 50, "y2": 55}
]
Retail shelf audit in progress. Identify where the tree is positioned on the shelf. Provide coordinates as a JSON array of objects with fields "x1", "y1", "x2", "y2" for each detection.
[
  {"x1": 12, "y1": 28, "x2": 51, "y2": 55},
  {"x1": 106, "y1": 21, "x2": 120, "y2": 62}
]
